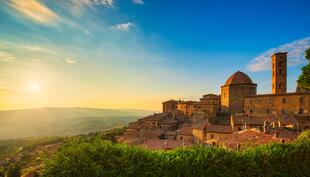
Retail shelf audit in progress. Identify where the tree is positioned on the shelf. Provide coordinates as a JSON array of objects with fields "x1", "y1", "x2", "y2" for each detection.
[
  {"x1": 298, "y1": 48, "x2": 310, "y2": 90},
  {"x1": 306, "y1": 48, "x2": 310, "y2": 61}
]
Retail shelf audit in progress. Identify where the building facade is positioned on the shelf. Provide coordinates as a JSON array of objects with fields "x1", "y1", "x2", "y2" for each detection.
[{"x1": 221, "y1": 71, "x2": 257, "y2": 113}]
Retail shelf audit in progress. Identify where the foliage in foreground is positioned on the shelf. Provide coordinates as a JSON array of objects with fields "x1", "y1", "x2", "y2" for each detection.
[{"x1": 43, "y1": 131, "x2": 310, "y2": 177}]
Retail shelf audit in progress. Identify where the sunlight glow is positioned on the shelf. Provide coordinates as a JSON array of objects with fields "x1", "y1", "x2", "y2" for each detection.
[{"x1": 28, "y1": 81, "x2": 40, "y2": 93}]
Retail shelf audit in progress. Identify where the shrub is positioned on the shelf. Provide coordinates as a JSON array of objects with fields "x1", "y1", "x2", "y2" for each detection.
[{"x1": 43, "y1": 133, "x2": 310, "y2": 177}]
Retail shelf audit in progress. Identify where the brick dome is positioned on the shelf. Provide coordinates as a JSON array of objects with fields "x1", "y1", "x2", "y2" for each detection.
[{"x1": 225, "y1": 71, "x2": 253, "y2": 85}]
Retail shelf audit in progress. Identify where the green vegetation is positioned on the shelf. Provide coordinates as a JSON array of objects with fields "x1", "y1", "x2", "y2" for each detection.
[
  {"x1": 298, "y1": 48, "x2": 310, "y2": 90},
  {"x1": 0, "y1": 107, "x2": 152, "y2": 139},
  {"x1": 43, "y1": 131, "x2": 310, "y2": 177},
  {"x1": 0, "y1": 128, "x2": 126, "y2": 177}
]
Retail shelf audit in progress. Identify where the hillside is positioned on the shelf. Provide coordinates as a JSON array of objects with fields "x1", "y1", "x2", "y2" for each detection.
[{"x1": 0, "y1": 107, "x2": 153, "y2": 139}]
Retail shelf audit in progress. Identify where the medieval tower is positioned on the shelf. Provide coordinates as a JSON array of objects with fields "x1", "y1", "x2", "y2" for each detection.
[{"x1": 272, "y1": 52, "x2": 287, "y2": 94}]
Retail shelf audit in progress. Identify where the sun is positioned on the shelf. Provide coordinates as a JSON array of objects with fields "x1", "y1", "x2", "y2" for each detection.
[{"x1": 28, "y1": 81, "x2": 41, "y2": 93}]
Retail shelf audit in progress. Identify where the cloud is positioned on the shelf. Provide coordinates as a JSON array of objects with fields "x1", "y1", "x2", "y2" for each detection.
[
  {"x1": 68, "y1": 0, "x2": 113, "y2": 16},
  {"x1": 9, "y1": 0, "x2": 59, "y2": 24},
  {"x1": 0, "y1": 88, "x2": 19, "y2": 94},
  {"x1": 115, "y1": 22, "x2": 134, "y2": 31},
  {"x1": 66, "y1": 57, "x2": 77, "y2": 64},
  {"x1": 91, "y1": 0, "x2": 113, "y2": 6},
  {"x1": 0, "y1": 51, "x2": 15, "y2": 62},
  {"x1": 23, "y1": 45, "x2": 47, "y2": 52},
  {"x1": 247, "y1": 37, "x2": 310, "y2": 72},
  {"x1": 133, "y1": 0, "x2": 144, "y2": 5}
]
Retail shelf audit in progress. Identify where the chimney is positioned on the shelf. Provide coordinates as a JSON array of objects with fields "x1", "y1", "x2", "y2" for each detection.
[
  {"x1": 230, "y1": 114, "x2": 235, "y2": 131},
  {"x1": 274, "y1": 132, "x2": 279, "y2": 138},
  {"x1": 263, "y1": 121, "x2": 267, "y2": 133}
]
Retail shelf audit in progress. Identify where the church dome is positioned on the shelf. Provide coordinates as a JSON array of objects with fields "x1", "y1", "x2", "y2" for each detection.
[{"x1": 225, "y1": 71, "x2": 253, "y2": 85}]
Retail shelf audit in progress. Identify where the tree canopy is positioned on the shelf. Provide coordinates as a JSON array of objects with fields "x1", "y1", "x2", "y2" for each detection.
[{"x1": 298, "y1": 48, "x2": 310, "y2": 90}]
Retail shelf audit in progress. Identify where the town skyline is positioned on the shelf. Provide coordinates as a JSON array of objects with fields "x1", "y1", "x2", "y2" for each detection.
[{"x1": 0, "y1": 0, "x2": 310, "y2": 111}]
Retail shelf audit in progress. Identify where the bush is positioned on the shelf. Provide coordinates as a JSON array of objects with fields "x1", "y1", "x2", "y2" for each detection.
[{"x1": 43, "y1": 133, "x2": 310, "y2": 177}]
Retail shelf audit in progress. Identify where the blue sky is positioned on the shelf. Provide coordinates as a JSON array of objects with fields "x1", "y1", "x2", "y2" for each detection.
[{"x1": 0, "y1": 0, "x2": 309, "y2": 110}]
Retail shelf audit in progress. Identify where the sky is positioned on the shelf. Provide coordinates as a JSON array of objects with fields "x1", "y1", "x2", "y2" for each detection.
[{"x1": 0, "y1": 0, "x2": 309, "y2": 111}]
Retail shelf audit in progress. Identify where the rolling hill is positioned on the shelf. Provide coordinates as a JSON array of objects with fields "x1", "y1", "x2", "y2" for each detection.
[{"x1": 0, "y1": 107, "x2": 154, "y2": 139}]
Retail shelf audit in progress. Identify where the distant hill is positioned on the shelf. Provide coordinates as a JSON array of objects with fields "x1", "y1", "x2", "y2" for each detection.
[{"x1": 0, "y1": 107, "x2": 154, "y2": 139}]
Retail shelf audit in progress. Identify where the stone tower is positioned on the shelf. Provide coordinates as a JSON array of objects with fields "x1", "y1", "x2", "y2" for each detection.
[{"x1": 272, "y1": 52, "x2": 287, "y2": 94}]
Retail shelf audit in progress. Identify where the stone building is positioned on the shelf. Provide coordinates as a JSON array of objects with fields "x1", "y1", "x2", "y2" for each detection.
[
  {"x1": 163, "y1": 94, "x2": 220, "y2": 118},
  {"x1": 221, "y1": 71, "x2": 257, "y2": 113},
  {"x1": 162, "y1": 100, "x2": 179, "y2": 113},
  {"x1": 243, "y1": 52, "x2": 310, "y2": 130},
  {"x1": 120, "y1": 51, "x2": 309, "y2": 150}
]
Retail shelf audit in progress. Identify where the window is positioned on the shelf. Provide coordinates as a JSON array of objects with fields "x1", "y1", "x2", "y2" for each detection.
[
  {"x1": 272, "y1": 84, "x2": 275, "y2": 89},
  {"x1": 282, "y1": 109, "x2": 285, "y2": 114},
  {"x1": 250, "y1": 110, "x2": 253, "y2": 114},
  {"x1": 210, "y1": 134, "x2": 214, "y2": 138},
  {"x1": 273, "y1": 63, "x2": 275, "y2": 69},
  {"x1": 299, "y1": 97, "x2": 304, "y2": 104},
  {"x1": 279, "y1": 83, "x2": 283, "y2": 89},
  {"x1": 266, "y1": 109, "x2": 270, "y2": 114},
  {"x1": 282, "y1": 98, "x2": 286, "y2": 104},
  {"x1": 279, "y1": 69, "x2": 283, "y2": 75},
  {"x1": 269, "y1": 99, "x2": 273, "y2": 104},
  {"x1": 279, "y1": 61, "x2": 283, "y2": 66},
  {"x1": 299, "y1": 108, "x2": 303, "y2": 114}
]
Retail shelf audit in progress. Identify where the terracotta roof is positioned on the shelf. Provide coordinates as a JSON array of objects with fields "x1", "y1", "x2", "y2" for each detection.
[
  {"x1": 141, "y1": 129, "x2": 165, "y2": 138},
  {"x1": 117, "y1": 130, "x2": 139, "y2": 143},
  {"x1": 128, "y1": 122, "x2": 141, "y2": 130},
  {"x1": 224, "y1": 71, "x2": 254, "y2": 85},
  {"x1": 164, "y1": 131, "x2": 177, "y2": 136},
  {"x1": 202, "y1": 94, "x2": 220, "y2": 98},
  {"x1": 218, "y1": 129, "x2": 292, "y2": 150},
  {"x1": 273, "y1": 128, "x2": 299, "y2": 140},
  {"x1": 140, "y1": 139, "x2": 193, "y2": 150},
  {"x1": 207, "y1": 125, "x2": 233, "y2": 133},
  {"x1": 234, "y1": 116, "x2": 265, "y2": 126},
  {"x1": 178, "y1": 126, "x2": 193, "y2": 135},
  {"x1": 191, "y1": 119, "x2": 209, "y2": 129},
  {"x1": 163, "y1": 100, "x2": 178, "y2": 103}
]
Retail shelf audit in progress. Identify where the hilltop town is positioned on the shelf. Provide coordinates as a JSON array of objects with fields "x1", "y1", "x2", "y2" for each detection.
[{"x1": 117, "y1": 52, "x2": 310, "y2": 150}]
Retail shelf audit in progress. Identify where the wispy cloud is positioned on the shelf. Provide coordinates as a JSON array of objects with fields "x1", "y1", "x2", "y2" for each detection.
[
  {"x1": 68, "y1": 0, "x2": 114, "y2": 16},
  {"x1": 115, "y1": 22, "x2": 134, "y2": 31},
  {"x1": 0, "y1": 51, "x2": 15, "y2": 62},
  {"x1": 91, "y1": 0, "x2": 113, "y2": 6},
  {"x1": 66, "y1": 57, "x2": 77, "y2": 64},
  {"x1": 133, "y1": 0, "x2": 144, "y2": 5},
  {"x1": 9, "y1": 0, "x2": 59, "y2": 24},
  {"x1": 247, "y1": 37, "x2": 310, "y2": 72},
  {"x1": 0, "y1": 88, "x2": 19, "y2": 94}
]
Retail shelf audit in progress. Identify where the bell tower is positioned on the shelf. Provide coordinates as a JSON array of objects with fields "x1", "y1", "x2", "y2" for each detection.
[{"x1": 272, "y1": 52, "x2": 287, "y2": 94}]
